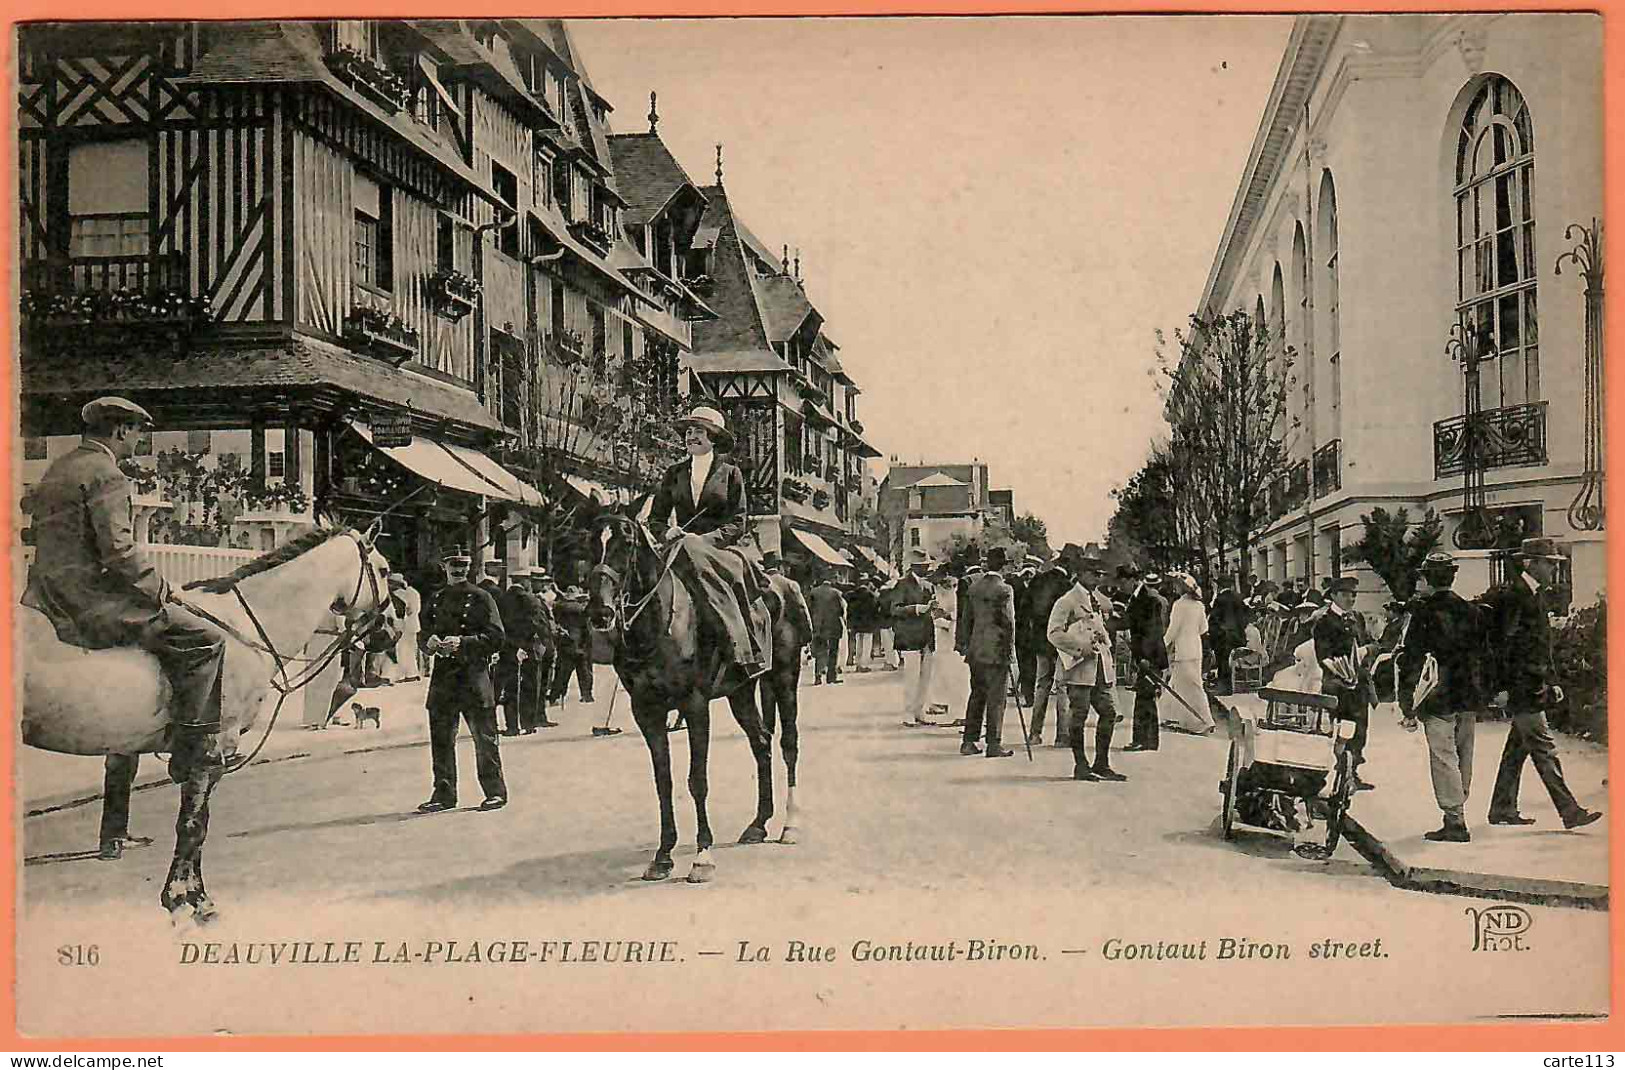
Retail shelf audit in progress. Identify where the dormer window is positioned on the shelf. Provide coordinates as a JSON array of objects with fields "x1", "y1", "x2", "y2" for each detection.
[
  {"x1": 333, "y1": 20, "x2": 379, "y2": 59},
  {"x1": 472, "y1": 22, "x2": 499, "y2": 50}
]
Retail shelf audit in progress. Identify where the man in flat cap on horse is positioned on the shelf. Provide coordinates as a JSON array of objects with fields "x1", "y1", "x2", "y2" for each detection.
[{"x1": 22, "y1": 397, "x2": 230, "y2": 854}]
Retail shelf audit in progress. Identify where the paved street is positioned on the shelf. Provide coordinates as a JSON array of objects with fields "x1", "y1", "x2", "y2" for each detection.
[{"x1": 18, "y1": 664, "x2": 1610, "y2": 1035}]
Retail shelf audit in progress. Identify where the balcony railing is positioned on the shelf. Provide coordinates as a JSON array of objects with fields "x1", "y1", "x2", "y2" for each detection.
[
  {"x1": 1285, "y1": 459, "x2": 1309, "y2": 511},
  {"x1": 1434, "y1": 402, "x2": 1549, "y2": 479},
  {"x1": 1313, "y1": 439, "x2": 1342, "y2": 499},
  {"x1": 21, "y1": 254, "x2": 208, "y2": 341},
  {"x1": 23, "y1": 253, "x2": 188, "y2": 297},
  {"x1": 325, "y1": 46, "x2": 408, "y2": 113}
]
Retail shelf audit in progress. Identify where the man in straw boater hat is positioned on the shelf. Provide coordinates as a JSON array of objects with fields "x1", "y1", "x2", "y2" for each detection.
[
  {"x1": 646, "y1": 405, "x2": 772, "y2": 692},
  {"x1": 889, "y1": 547, "x2": 943, "y2": 726},
  {"x1": 1395, "y1": 551, "x2": 1486, "y2": 842},
  {"x1": 1118, "y1": 562, "x2": 1169, "y2": 753},
  {"x1": 418, "y1": 545, "x2": 508, "y2": 812},
  {"x1": 1481, "y1": 538, "x2": 1602, "y2": 830},
  {"x1": 22, "y1": 397, "x2": 229, "y2": 857}
]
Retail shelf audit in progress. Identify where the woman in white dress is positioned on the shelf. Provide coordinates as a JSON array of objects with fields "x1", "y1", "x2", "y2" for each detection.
[
  {"x1": 390, "y1": 574, "x2": 423, "y2": 683},
  {"x1": 1160, "y1": 573, "x2": 1214, "y2": 733},
  {"x1": 929, "y1": 568, "x2": 969, "y2": 718}
]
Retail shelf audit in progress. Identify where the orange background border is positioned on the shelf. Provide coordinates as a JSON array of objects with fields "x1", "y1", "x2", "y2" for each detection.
[{"x1": 0, "y1": 0, "x2": 1619, "y2": 1051}]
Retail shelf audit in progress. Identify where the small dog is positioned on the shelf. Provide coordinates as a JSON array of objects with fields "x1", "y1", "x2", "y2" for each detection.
[{"x1": 350, "y1": 703, "x2": 382, "y2": 730}]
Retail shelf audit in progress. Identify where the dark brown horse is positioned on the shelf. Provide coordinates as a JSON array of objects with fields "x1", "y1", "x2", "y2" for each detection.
[
  {"x1": 586, "y1": 507, "x2": 779, "y2": 882},
  {"x1": 758, "y1": 571, "x2": 811, "y2": 844}
]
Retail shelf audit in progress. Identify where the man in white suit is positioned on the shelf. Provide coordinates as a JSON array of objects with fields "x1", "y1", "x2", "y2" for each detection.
[{"x1": 1047, "y1": 552, "x2": 1126, "y2": 783}]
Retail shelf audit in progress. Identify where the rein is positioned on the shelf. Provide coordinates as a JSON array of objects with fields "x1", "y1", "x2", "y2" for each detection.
[
  {"x1": 596, "y1": 515, "x2": 700, "y2": 632},
  {"x1": 170, "y1": 532, "x2": 388, "y2": 774}
]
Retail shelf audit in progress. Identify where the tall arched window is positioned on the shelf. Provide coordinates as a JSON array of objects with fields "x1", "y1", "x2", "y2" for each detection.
[
  {"x1": 1270, "y1": 263, "x2": 1286, "y2": 352},
  {"x1": 1318, "y1": 172, "x2": 1341, "y2": 441},
  {"x1": 1456, "y1": 75, "x2": 1538, "y2": 408},
  {"x1": 1291, "y1": 223, "x2": 1311, "y2": 424}
]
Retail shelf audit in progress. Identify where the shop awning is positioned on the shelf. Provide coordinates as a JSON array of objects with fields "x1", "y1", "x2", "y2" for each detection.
[
  {"x1": 438, "y1": 442, "x2": 546, "y2": 508},
  {"x1": 854, "y1": 544, "x2": 896, "y2": 577},
  {"x1": 350, "y1": 422, "x2": 527, "y2": 502},
  {"x1": 787, "y1": 526, "x2": 852, "y2": 568},
  {"x1": 565, "y1": 474, "x2": 616, "y2": 503}
]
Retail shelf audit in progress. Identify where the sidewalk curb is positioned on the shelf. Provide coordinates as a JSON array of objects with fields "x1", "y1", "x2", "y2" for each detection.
[
  {"x1": 1342, "y1": 815, "x2": 1608, "y2": 912},
  {"x1": 23, "y1": 735, "x2": 435, "y2": 819}
]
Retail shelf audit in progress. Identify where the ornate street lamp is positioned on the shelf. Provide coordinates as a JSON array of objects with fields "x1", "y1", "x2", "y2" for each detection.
[
  {"x1": 1445, "y1": 318, "x2": 1497, "y2": 550},
  {"x1": 1556, "y1": 220, "x2": 1605, "y2": 532}
]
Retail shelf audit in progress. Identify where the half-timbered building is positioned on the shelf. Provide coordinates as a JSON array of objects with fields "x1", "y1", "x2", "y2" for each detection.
[
  {"x1": 16, "y1": 19, "x2": 687, "y2": 589},
  {"x1": 631, "y1": 155, "x2": 883, "y2": 574}
]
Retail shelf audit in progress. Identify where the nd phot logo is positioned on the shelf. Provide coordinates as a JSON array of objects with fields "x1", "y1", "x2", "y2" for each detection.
[{"x1": 1466, "y1": 905, "x2": 1532, "y2": 952}]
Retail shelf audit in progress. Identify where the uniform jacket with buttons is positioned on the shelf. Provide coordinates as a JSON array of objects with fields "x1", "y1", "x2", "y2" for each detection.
[
  {"x1": 22, "y1": 441, "x2": 168, "y2": 648},
  {"x1": 423, "y1": 580, "x2": 505, "y2": 708}
]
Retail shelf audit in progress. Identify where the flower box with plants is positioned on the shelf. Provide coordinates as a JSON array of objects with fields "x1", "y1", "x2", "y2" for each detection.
[
  {"x1": 781, "y1": 477, "x2": 813, "y2": 504},
  {"x1": 568, "y1": 218, "x2": 613, "y2": 252},
  {"x1": 426, "y1": 269, "x2": 481, "y2": 320},
  {"x1": 810, "y1": 488, "x2": 832, "y2": 511},
  {"x1": 850, "y1": 419, "x2": 865, "y2": 435},
  {"x1": 552, "y1": 329, "x2": 586, "y2": 364},
  {"x1": 23, "y1": 287, "x2": 212, "y2": 334},
  {"x1": 796, "y1": 378, "x2": 825, "y2": 404},
  {"x1": 344, "y1": 306, "x2": 420, "y2": 365},
  {"x1": 824, "y1": 462, "x2": 842, "y2": 483},
  {"x1": 687, "y1": 274, "x2": 715, "y2": 295},
  {"x1": 326, "y1": 46, "x2": 408, "y2": 113},
  {"x1": 240, "y1": 482, "x2": 311, "y2": 516}
]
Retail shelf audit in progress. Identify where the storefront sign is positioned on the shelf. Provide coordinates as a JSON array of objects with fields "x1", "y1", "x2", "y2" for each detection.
[{"x1": 372, "y1": 414, "x2": 414, "y2": 449}]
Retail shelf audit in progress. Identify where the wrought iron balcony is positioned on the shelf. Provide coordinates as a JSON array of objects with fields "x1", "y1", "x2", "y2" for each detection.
[
  {"x1": 1285, "y1": 459, "x2": 1310, "y2": 511},
  {"x1": 1313, "y1": 439, "x2": 1342, "y2": 499},
  {"x1": 1434, "y1": 402, "x2": 1548, "y2": 479}
]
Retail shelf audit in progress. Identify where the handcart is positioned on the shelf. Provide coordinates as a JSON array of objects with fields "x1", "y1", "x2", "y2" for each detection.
[{"x1": 1214, "y1": 686, "x2": 1358, "y2": 861}]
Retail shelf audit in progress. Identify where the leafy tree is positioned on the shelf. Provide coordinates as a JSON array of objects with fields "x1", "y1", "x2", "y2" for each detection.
[
  {"x1": 505, "y1": 327, "x2": 686, "y2": 572},
  {"x1": 1155, "y1": 308, "x2": 1298, "y2": 591},
  {"x1": 1340, "y1": 507, "x2": 1443, "y2": 600}
]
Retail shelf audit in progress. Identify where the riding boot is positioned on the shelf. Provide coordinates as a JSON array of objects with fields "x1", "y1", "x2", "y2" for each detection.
[
  {"x1": 167, "y1": 721, "x2": 226, "y2": 784},
  {"x1": 1092, "y1": 714, "x2": 1127, "y2": 780}
]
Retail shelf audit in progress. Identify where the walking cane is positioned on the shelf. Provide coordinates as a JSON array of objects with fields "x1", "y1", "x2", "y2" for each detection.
[
  {"x1": 592, "y1": 676, "x2": 623, "y2": 737},
  {"x1": 1007, "y1": 648, "x2": 1035, "y2": 762}
]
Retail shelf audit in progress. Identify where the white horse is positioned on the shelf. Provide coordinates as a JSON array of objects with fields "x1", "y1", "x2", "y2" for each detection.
[{"x1": 20, "y1": 521, "x2": 397, "y2": 922}]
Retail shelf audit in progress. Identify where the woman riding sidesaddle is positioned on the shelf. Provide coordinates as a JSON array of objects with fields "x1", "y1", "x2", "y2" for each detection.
[{"x1": 647, "y1": 406, "x2": 773, "y2": 689}]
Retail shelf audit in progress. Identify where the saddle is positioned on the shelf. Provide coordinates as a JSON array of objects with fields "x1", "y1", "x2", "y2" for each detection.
[{"x1": 19, "y1": 604, "x2": 172, "y2": 755}]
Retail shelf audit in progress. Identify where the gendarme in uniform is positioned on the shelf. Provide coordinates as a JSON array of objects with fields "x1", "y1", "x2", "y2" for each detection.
[{"x1": 417, "y1": 547, "x2": 507, "y2": 812}]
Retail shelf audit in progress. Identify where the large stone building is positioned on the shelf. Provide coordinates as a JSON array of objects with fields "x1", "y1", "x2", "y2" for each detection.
[
  {"x1": 16, "y1": 20, "x2": 704, "y2": 591},
  {"x1": 878, "y1": 460, "x2": 1019, "y2": 566},
  {"x1": 1193, "y1": 14, "x2": 1604, "y2": 607}
]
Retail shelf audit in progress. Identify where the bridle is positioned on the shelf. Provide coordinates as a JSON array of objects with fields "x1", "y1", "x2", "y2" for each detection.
[{"x1": 173, "y1": 529, "x2": 393, "y2": 773}]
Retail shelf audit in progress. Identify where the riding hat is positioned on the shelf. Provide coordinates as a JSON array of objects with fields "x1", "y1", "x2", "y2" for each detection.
[
  {"x1": 1514, "y1": 536, "x2": 1564, "y2": 561},
  {"x1": 674, "y1": 406, "x2": 735, "y2": 453},
  {"x1": 81, "y1": 396, "x2": 153, "y2": 428},
  {"x1": 1327, "y1": 576, "x2": 1359, "y2": 596}
]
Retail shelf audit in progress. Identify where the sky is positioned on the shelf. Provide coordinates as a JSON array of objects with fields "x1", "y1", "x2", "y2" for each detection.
[{"x1": 571, "y1": 16, "x2": 1293, "y2": 548}]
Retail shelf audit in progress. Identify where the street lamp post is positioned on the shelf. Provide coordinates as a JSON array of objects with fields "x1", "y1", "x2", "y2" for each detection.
[
  {"x1": 1444, "y1": 319, "x2": 1497, "y2": 550},
  {"x1": 1556, "y1": 219, "x2": 1605, "y2": 532}
]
